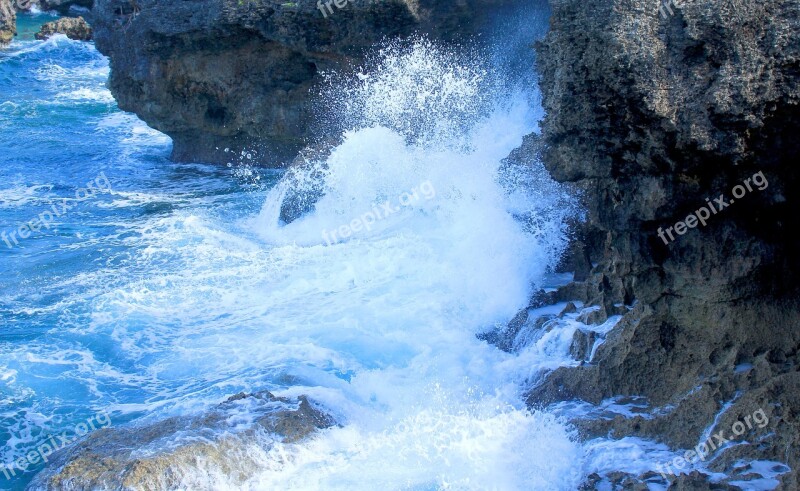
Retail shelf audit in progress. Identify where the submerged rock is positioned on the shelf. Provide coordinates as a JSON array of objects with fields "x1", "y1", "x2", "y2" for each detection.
[
  {"x1": 35, "y1": 16, "x2": 91, "y2": 41},
  {"x1": 529, "y1": 0, "x2": 800, "y2": 487},
  {"x1": 29, "y1": 392, "x2": 335, "y2": 490}
]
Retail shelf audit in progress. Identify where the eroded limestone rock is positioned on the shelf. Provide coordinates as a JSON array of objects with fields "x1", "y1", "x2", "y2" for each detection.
[
  {"x1": 527, "y1": 0, "x2": 800, "y2": 487},
  {"x1": 0, "y1": 0, "x2": 15, "y2": 46},
  {"x1": 30, "y1": 392, "x2": 335, "y2": 490},
  {"x1": 35, "y1": 16, "x2": 91, "y2": 40}
]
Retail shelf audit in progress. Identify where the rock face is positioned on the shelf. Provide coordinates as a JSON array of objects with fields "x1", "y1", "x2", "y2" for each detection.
[
  {"x1": 29, "y1": 392, "x2": 335, "y2": 490},
  {"x1": 90, "y1": 0, "x2": 527, "y2": 165},
  {"x1": 0, "y1": 0, "x2": 15, "y2": 46},
  {"x1": 35, "y1": 15, "x2": 91, "y2": 40},
  {"x1": 528, "y1": 0, "x2": 800, "y2": 487}
]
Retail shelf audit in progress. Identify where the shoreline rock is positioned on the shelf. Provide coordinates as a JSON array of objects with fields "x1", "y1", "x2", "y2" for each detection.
[
  {"x1": 29, "y1": 392, "x2": 336, "y2": 490},
  {"x1": 2, "y1": 0, "x2": 95, "y2": 48},
  {"x1": 528, "y1": 0, "x2": 800, "y2": 487},
  {"x1": 35, "y1": 15, "x2": 91, "y2": 40},
  {"x1": 0, "y1": 0, "x2": 15, "y2": 46}
]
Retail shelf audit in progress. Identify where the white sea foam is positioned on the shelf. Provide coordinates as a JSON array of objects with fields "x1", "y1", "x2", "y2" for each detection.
[
  {"x1": 0, "y1": 183, "x2": 53, "y2": 208},
  {"x1": 55, "y1": 86, "x2": 115, "y2": 103},
  {"x1": 107, "y1": 39, "x2": 580, "y2": 489},
  {"x1": 96, "y1": 112, "x2": 172, "y2": 148}
]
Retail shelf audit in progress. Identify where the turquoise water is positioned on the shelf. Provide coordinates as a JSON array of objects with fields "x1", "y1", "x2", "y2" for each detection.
[{"x1": 1, "y1": 14, "x2": 281, "y2": 489}]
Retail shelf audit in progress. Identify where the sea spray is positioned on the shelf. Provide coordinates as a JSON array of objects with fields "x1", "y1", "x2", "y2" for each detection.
[{"x1": 235, "y1": 39, "x2": 583, "y2": 489}]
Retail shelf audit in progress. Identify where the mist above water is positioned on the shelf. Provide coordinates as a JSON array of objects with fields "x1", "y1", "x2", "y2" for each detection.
[{"x1": 234, "y1": 38, "x2": 582, "y2": 489}]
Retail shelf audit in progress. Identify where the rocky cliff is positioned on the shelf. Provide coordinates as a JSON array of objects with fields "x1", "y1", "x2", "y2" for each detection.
[
  {"x1": 90, "y1": 0, "x2": 522, "y2": 165},
  {"x1": 527, "y1": 0, "x2": 800, "y2": 487},
  {"x1": 0, "y1": 0, "x2": 15, "y2": 46}
]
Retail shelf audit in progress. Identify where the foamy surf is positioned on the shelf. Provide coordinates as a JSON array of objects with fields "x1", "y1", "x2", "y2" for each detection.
[
  {"x1": 169, "y1": 40, "x2": 585, "y2": 490},
  {"x1": 3, "y1": 23, "x2": 590, "y2": 491}
]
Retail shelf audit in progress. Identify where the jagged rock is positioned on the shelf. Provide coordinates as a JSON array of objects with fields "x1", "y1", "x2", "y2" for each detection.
[
  {"x1": 560, "y1": 301, "x2": 578, "y2": 316},
  {"x1": 569, "y1": 328, "x2": 597, "y2": 362},
  {"x1": 478, "y1": 307, "x2": 530, "y2": 353},
  {"x1": 90, "y1": 0, "x2": 535, "y2": 165},
  {"x1": 576, "y1": 307, "x2": 607, "y2": 326},
  {"x1": 668, "y1": 472, "x2": 740, "y2": 490},
  {"x1": 553, "y1": 281, "x2": 589, "y2": 304},
  {"x1": 528, "y1": 0, "x2": 800, "y2": 486},
  {"x1": 277, "y1": 141, "x2": 336, "y2": 225},
  {"x1": 29, "y1": 392, "x2": 335, "y2": 490},
  {"x1": 580, "y1": 471, "x2": 652, "y2": 490},
  {"x1": 2, "y1": 0, "x2": 93, "y2": 46},
  {"x1": 0, "y1": 0, "x2": 15, "y2": 46},
  {"x1": 35, "y1": 16, "x2": 91, "y2": 40}
]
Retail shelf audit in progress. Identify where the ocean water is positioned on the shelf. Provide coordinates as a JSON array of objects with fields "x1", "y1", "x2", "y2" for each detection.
[{"x1": 0, "y1": 9, "x2": 748, "y2": 491}]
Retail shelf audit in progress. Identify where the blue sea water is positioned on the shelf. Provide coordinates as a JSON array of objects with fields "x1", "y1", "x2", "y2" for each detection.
[
  {"x1": 1, "y1": 14, "x2": 284, "y2": 489},
  {"x1": 0, "y1": 11, "x2": 685, "y2": 491}
]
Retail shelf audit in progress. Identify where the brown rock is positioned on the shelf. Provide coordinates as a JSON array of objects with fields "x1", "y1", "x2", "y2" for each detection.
[
  {"x1": 527, "y1": 0, "x2": 800, "y2": 486},
  {"x1": 30, "y1": 392, "x2": 336, "y2": 490},
  {"x1": 0, "y1": 0, "x2": 15, "y2": 46},
  {"x1": 569, "y1": 328, "x2": 598, "y2": 362},
  {"x1": 35, "y1": 16, "x2": 92, "y2": 41},
  {"x1": 15, "y1": 0, "x2": 93, "y2": 13}
]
